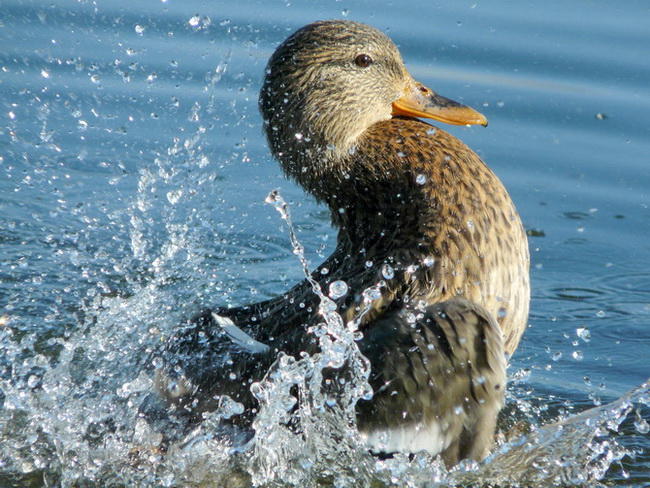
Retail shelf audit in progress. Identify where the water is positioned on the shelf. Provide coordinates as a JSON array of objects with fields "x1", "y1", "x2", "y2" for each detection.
[{"x1": 1, "y1": 0, "x2": 649, "y2": 486}]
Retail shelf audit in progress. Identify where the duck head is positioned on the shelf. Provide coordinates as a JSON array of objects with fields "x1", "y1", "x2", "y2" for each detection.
[{"x1": 259, "y1": 20, "x2": 487, "y2": 186}]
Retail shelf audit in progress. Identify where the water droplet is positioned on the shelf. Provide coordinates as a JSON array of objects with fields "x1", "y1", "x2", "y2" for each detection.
[
  {"x1": 572, "y1": 350, "x2": 584, "y2": 361},
  {"x1": 166, "y1": 189, "x2": 182, "y2": 205},
  {"x1": 134, "y1": 24, "x2": 145, "y2": 35},
  {"x1": 423, "y1": 256, "x2": 435, "y2": 267},
  {"x1": 365, "y1": 260, "x2": 373, "y2": 268},
  {"x1": 320, "y1": 297, "x2": 337, "y2": 313},
  {"x1": 40, "y1": 69, "x2": 50, "y2": 79},
  {"x1": 497, "y1": 307, "x2": 507, "y2": 319},
  {"x1": 416, "y1": 174, "x2": 427, "y2": 185},
  {"x1": 576, "y1": 327, "x2": 591, "y2": 342},
  {"x1": 596, "y1": 310, "x2": 606, "y2": 318},
  {"x1": 341, "y1": 8, "x2": 349, "y2": 16},
  {"x1": 328, "y1": 280, "x2": 348, "y2": 299},
  {"x1": 453, "y1": 405, "x2": 464, "y2": 415},
  {"x1": 381, "y1": 263, "x2": 395, "y2": 279},
  {"x1": 188, "y1": 15, "x2": 201, "y2": 27},
  {"x1": 397, "y1": 151, "x2": 406, "y2": 158},
  {"x1": 406, "y1": 264, "x2": 418, "y2": 274},
  {"x1": 362, "y1": 286, "x2": 382, "y2": 302},
  {"x1": 634, "y1": 409, "x2": 649, "y2": 434},
  {"x1": 294, "y1": 132, "x2": 303, "y2": 141},
  {"x1": 320, "y1": 267, "x2": 329, "y2": 275}
]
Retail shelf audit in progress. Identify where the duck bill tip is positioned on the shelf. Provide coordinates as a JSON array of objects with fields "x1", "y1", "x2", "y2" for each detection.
[{"x1": 392, "y1": 82, "x2": 488, "y2": 127}]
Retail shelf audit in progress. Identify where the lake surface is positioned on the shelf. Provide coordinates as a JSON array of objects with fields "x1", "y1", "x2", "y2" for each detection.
[{"x1": 1, "y1": 0, "x2": 649, "y2": 486}]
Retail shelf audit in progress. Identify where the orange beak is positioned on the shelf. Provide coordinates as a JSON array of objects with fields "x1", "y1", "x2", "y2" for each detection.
[{"x1": 392, "y1": 81, "x2": 488, "y2": 127}]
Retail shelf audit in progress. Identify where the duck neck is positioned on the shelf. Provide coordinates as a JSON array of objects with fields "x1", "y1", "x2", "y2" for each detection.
[{"x1": 320, "y1": 155, "x2": 435, "y2": 256}]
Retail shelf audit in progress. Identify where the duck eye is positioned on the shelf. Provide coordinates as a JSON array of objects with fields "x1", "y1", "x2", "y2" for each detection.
[{"x1": 354, "y1": 53, "x2": 373, "y2": 68}]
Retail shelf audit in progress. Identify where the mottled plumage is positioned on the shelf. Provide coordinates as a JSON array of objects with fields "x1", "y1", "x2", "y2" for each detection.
[{"x1": 143, "y1": 20, "x2": 530, "y2": 465}]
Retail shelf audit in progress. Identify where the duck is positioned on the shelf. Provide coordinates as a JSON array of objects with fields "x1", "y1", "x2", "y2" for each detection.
[{"x1": 142, "y1": 20, "x2": 530, "y2": 467}]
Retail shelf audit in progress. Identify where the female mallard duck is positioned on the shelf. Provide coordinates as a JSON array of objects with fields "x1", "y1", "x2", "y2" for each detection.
[{"x1": 145, "y1": 20, "x2": 530, "y2": 466}]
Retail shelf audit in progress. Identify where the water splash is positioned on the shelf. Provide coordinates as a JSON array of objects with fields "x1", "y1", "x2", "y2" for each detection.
[
  {"x1": 456, "y1": 380, "x2": 650, "y2": 486},
  {"x1": 1, "y1": 184, "x2": 649, "y2": 486},
  {"x1": 247, "y1": 190, "x2": 376, "y2": 485}
]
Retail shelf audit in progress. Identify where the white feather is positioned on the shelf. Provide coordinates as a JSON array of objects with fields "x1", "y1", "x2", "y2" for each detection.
[
  {"x1": 360, "y1": 420, "x2": 451, "y2": 455},
  {"x1": 212, "y1": 312, "x2": 270, "y2": 354}
]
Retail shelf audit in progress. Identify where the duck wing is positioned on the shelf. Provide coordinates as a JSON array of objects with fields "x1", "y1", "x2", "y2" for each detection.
[{"x1": 357, "y1": 297, "x2": 506, "y2": 464}]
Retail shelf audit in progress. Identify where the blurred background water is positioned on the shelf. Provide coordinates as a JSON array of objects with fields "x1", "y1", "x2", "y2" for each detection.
[{"x1": 0, "y1": 0, "x2": 649, "y2": 486}]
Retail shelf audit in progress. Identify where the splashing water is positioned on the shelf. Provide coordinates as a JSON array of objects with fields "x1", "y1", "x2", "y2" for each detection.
[
  {"x1": 0, "y1": 166, "x2": 648, "y2": 487},
  {"x1": 1, "y1": 1, "x2": 649, "y2": 485},
  {"x1": 1, "y1": 183, "x2": 649, "y2": 486}
]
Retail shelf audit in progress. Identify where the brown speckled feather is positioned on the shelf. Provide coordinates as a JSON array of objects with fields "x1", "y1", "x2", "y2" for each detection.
[{"x1": 231, "y1": 117, "x2": 529, "y2": 358}]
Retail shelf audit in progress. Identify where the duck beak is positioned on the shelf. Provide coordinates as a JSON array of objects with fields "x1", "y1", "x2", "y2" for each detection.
[{"x1": 392, "y1": 81, "x2": 488, "y2": 127}]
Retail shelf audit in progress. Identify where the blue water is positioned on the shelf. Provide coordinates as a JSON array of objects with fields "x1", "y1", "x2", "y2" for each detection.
[{"x1": 1, "y1": 0, "x2": 649, "y2": 486}]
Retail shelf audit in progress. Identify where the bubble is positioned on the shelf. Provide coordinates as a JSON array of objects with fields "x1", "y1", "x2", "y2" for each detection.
[
  {"x1": 328, "y1": 280, "x2": 348, "y2": 299},
  {"x1": 416, "y1": 174, "x2": 427, "y2": 185},
  {"x1": 576, "y1": 327, "x2": 591, "y2": 342},
  {"x1": 362, "y1": 286, "x2": 382, "y2": 302},
  {"x1": 381, "y1": 263, "x2": 395, "y2": 280},
  {"x1": 166, "y1": 189, "x2": 182, "y2": 205},
  {"x1": 27, "y1": 375, "x2": 40, "y2": 389},
  {"x1": 634, "y1": 410, "x2": 649, "y2": 434}
]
